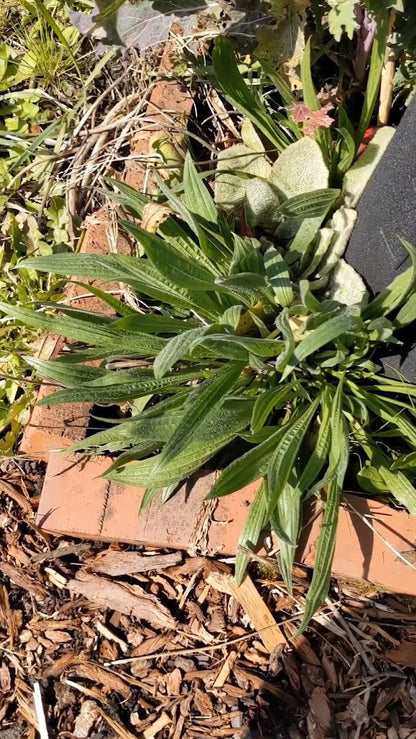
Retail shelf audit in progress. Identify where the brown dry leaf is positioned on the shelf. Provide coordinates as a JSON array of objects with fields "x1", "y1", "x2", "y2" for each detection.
[
  {"x1": 73, "y1": 699, "x2": 100, "y2": 738},
  {"x1": 141, "y1": 202, "x2": 173, "y2": 234},
  {"x1": 67, "y1": 570, "x2": 176, "y2": 629},
  {"x1": 307, "y1": 687, "x2": 335, "y2": 738},
  {"x1": 385, "y1": 641, "x2": 416, "y2": 669}
]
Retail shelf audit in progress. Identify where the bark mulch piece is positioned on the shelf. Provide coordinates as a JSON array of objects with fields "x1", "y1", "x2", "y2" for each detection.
[{"x1": 2, "y1": 461, "x2": 416, "y2": 738}]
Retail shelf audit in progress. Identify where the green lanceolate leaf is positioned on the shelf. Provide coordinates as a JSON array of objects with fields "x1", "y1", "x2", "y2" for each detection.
[
  {"x1": 279, "y1": 189, "x2": 340, "y2": 219},
  {"x1": 281, "y1": 313, "x2": 356, "y2": 380},
  {"x1": 0, "y1": 301, "x2": 167, "y2": 355},
  {"x1": 298, "y1": 477, "x2": 340, "y2": 633},
  {"x1": 299, "y1": 388, "x2": 332, "y2": 492},
  {"x1": 212, "y1": 37, "x2": 291, "y2": 152},
  {"x1": 266, "y1": 397, "x2": 320, "y2": 518},
  {"x1": 208, "y1": 424, "x2": 287, "y2": 498},
  {"x1": 153, "y1": 327, "x2": 209, "y2": 379},
  {"x1": 107, "y1": 178, "x2": 147, "y2": 218},
  {"x1": 112, "y1": 313, "x2": 194, "y2": 334},
  {"x1": 121, "y1": 220, "x2": 219, "y2": 295},
  {"x1": 275, "y1": 309, "x2": 296, "y2": 373},
  {"x1": 154, "y1": 362, "x2": 246, "y2": 471},
  {"x1": 351, "y1": 387, "x2": 416, "y2": 448},
  {"x1": 72, "y1": 281, "x2": 136, "y2": 317},
  {"x1": 183, "y1": 153, "x2": 218, "y2": 222},
  {"x1": 105, "y1": 399, "x2": 253, "y2": 488},
  {"x1": 251, "y1": 384, "x2": 295, "y2": 434},
  {"x1": 196, "y1": 334, "x2": 279, "y2": 361},
  {"x1": 272, "y1": 472, "x2": 300, "y2": 593},
  {"x1": 38, "y1": 369, "x2": 206, "y2": 406},
  {"x1": 264, "y1": 248, "x2": 293, "y2": 307},
  {"x1": 395, "y1": 292, "x2": 416, "y2": 328},
  {"x1": 378, "y1": 467, "x2": 416, "y2": 515},
  {"x1": 20, "y1": 253, "x2": 201, "y2": 313},
  {"x1": 297, "y1": 378, "x2": 349, "y2": 633},
  {"x1": 215, "y1": 273, "x2": 276, "y2": 307},
  {"x1": 68, "y1": 409, "x2": 185, "y2": 454},
  {"x1": 235, "y1": 481, "x2": 268, "y2": 585}
]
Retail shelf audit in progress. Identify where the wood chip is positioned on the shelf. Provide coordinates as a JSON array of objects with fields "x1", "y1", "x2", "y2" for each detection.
[
  {"x1": 1, "y1": 562, "x2": 47, "y2": 599},
  {"x1": 234, "y1": 665, "x2": 297, "y2": 706},
  {"x1": 96, "y1": 620, "x2": 128, "y2": 653},
  {"x1": 213, "y1": 650, "x2": 238, "y2": 689},
  {"x1": 73, "y1": 699, "x2": 100, "y2": 738},
  {"x1": 206, "y1": 566, "x2": 286, "y2": 653},
  {"x1": 67, "y1": 570, "x2": 177, "y2": 629},
  {"x1": 143, "y1": 711, "x2": 171, "y2": 738},
  {"x1": 0, "y1": 480, "x2": 33, "y2": 515},
  {"x1": 98, "y1": 708, "x2": 139, "y2": 739},
  {"x1": 86, "y1": 550, "x2": 182, "y2": 576}
]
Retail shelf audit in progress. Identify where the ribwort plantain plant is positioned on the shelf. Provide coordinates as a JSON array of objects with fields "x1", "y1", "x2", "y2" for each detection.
[{"x1": 4, "y1": 154, "x2": 416, "y2": 631}]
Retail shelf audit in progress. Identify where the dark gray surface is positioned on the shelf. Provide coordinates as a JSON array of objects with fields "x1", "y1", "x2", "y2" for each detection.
[{"x1": 345, "y1": 96, "x2": 416, "y2": 381}]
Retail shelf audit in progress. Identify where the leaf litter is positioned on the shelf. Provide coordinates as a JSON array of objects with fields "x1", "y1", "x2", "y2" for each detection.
[{"x1": 1, "y1": 459, "x2": 416, "y2": 737}]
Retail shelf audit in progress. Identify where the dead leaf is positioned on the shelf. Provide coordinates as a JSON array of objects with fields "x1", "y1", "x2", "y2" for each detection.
[
  {"x1": 307, "y1": 687, "x2": 335, "y2": 738},
  {"x1": 288, "y1": 102, "x2": 334, "y2": 138},
  {"x1": 385, "y1": 641, "x2": 416, "y2": 669},
  {"x1": 141, "y1": 202, "x2": 173, "y2": 234},
  {"x1": 67, "y1": 570, "x2": 176, "y2": 629}
]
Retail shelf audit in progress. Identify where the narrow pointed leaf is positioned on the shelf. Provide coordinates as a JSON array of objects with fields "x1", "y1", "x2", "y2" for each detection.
[
  {"x1": 153, "y1": 327, "x2": 209, "y2": 379},
  {"x1": 251, "y1": 384, "x2": 294, "y2": 434},
  {"x1": 155, "y1": 362, "x2": 245, "y2": 470},
  {"x1": 208, "y1": 425, "x2": 287, "y2": 498},
  {"x1": 266, "y1": 397, "x2": 320, "y2": 517},
  {"x1": 235, "y1": 481, "x2": 268, "y2": 585},
  {"x1": 281, "y1": 313, "x2": 356, "y2": 379}
]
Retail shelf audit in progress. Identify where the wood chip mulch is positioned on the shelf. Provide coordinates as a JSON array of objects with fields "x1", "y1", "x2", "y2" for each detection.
[{"x1": 1, "y1": 461, "x2": 416, "y2": 739}]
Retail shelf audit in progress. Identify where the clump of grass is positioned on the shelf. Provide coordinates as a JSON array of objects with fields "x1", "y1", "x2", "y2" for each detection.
[{"x1": 21, "y1": 19, "x2": 78, "y2": 89}]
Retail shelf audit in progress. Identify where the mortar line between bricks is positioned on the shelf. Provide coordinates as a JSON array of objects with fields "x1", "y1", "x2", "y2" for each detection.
[{"x1": 98, "y1": 480, "x2": 112, "y2": 535}]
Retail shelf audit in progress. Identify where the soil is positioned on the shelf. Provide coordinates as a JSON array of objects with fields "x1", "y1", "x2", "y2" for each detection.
[{"x1": 2, "y1": 461, "x2": 416, "y2": 738}]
